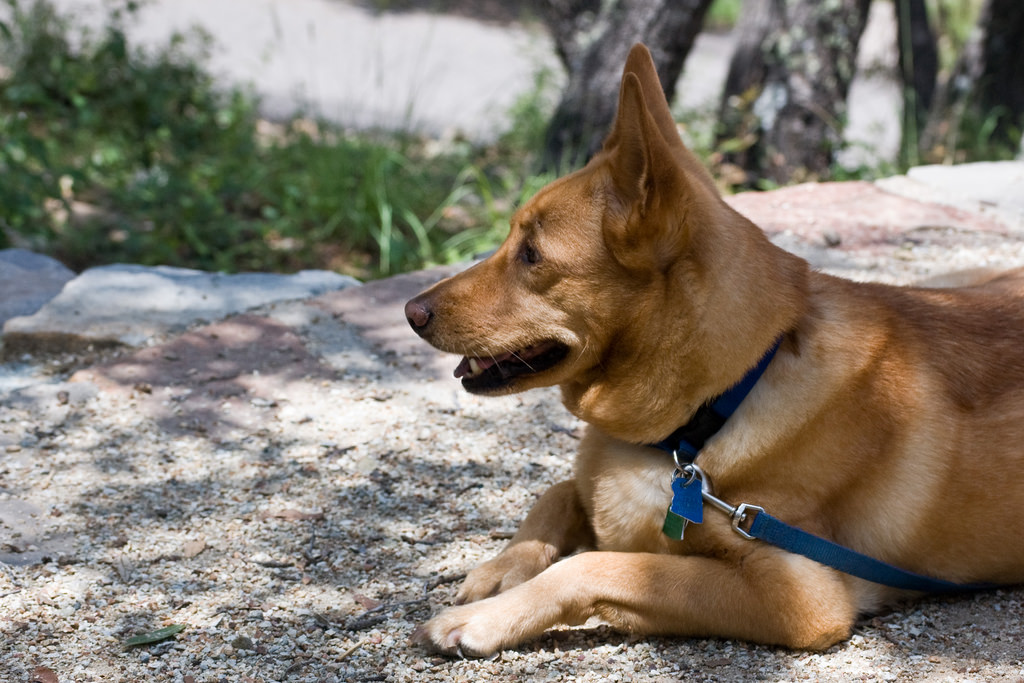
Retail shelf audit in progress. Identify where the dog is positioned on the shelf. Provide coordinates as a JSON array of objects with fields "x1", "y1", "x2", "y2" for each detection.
[{"x1": 404, "y1": 43, "x2": 1024, "y2": 656}]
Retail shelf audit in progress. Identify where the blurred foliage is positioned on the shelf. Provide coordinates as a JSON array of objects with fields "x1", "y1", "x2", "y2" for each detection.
[
  {"x1": 0, "y1": 0, "x2": 1017, "y2": 278},
  {"x1": 357, "y1": 0, "x2": 742, "y2": 30},
  {"x1": 922, "y1": 0, "x2": 1021, "y2": 165},
  {"x1": 706, "y1": 0, "x2": 743, "y2": 30},
  {"x1": 0, "y1": 0, "x2": 540, "y2": 277},
  {"x1": 927, "y1": 0, "x2": 983, "y2": 71}
]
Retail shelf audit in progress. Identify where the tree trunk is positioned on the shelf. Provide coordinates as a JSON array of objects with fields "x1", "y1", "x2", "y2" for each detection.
[
  {"x1": 716, "y1": 0, "x2": 872, "y2": 186},
  {"x1": 923, "y1": 0, "x2": 1024, "y2": 161},
  {"x1": 540, "y1": 0, "x2": 714, "y2": 170},
  {"x1": 982, "y1": 0, "x2": 1024, "y2": 148},
  {"x1": 894, "y1": 0, "x2": 938, "y2": 165},
  {"x1": 715, "y1": 0, "x2": 783, "y2": 184}
]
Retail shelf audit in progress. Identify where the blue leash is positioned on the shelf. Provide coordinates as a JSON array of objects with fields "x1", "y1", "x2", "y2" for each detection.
[
  {"x1": 652, "y1": 338, "x2": 992, "y2": 593},
  {"x1": 747, "y1": 508, "x2": 993, "y2": 592}
]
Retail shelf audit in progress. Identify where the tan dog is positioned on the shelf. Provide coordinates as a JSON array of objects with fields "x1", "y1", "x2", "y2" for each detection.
[{"x1": 404, "y1": 43, "x2": 1024, "y2": 656}]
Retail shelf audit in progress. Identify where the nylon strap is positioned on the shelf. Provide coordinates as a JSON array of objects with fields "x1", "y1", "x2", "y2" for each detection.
[{"x1": 746, "y1": 509, "x2": 994, "y2": 593}]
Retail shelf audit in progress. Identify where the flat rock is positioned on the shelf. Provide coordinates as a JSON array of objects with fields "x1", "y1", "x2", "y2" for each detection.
[
  {"x1": 0, "y1": 249, "x2": 75, "y2": 327},
  {"x1": 2, "y1": 264, "x2": 360, "y2": 357},
  {"x1": 71, "y1": 314, "x2": 328, "y2": 438},
  {"x1": 726, "y1": 181, "x2": 1014, "y2": 250},
  {"x1": 876, "y1": 161, "x2": 1024, "y2": 232}
]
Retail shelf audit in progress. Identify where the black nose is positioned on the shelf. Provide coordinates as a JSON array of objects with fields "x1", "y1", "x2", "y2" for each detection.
[{"x1": 405, "y1": 298, "x2": 433, "y2": 335}]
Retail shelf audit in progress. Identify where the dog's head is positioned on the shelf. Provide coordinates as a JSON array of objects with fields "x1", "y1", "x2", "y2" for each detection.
[{"x1": 406, "y1": 44, "x2": 806, "y2": 441}]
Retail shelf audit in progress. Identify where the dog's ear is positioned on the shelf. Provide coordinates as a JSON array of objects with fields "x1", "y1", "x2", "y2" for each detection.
[
  {"x1": 605, "y1": 72, "x2": 658, "y2": 208},
  {"x1": 607, "y1": 42, "x2": 720, "y2": 190},
  {"x1": 603, "y1": 69, "x2": 688, "y2": 272},
  {"x1": 601, "y1": 43, "x2": 721, "y2": 273},
  {"x1": 617, "y1": 44, "x2": 685, "y2": 153}
]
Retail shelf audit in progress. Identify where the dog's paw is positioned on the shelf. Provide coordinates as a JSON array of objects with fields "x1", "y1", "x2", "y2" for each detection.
[
  {"x1": 411, "y1": 601, "x2": 509, "y2": 658},
  {"x1": 416, "y1": 563, "x2": 573, "y2": 657},
  {"x1": 456, "y1": 541, "x2": 556, "y2": 604}
]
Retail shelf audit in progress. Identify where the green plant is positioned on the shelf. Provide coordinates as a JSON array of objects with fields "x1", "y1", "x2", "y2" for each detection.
[
  {"x1": 0, "y1": 0, "x2": 531, "y2": 277},
  {"x1": 947, "y1": 105, "x2": 1022, "y2": 164},
  {"x1": 0, "y1": 0, "x2": 264, "y2": 267},
  {"x1": 927, "y1": 0, "x2": 984, "y2": 72},
  {"x1": 706, "y1": 0, "x2": 743, "y2": 30},
  {"x1": 496, "y1": 66, "x2": 558, "y2": 157}
]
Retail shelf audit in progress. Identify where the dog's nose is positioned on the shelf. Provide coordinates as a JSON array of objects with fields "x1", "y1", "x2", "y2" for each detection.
[{"x1": 405, "y1": 298, "x2": 433, "y2": 334}]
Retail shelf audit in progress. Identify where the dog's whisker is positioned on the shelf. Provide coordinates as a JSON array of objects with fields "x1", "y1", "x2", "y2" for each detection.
[{"x1": 510, "y1": 350, "x2": 537, "y2": 373}]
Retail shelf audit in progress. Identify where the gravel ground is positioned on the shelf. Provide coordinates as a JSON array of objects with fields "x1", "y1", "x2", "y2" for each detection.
[{"x1": 4, "y1": 228, "x2": 1024, "y2": 682}]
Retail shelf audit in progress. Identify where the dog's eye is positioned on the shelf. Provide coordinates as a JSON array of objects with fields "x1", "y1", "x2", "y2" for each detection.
[{"x1": 520, "y1": 243, "x2": 541, "y2": 265}]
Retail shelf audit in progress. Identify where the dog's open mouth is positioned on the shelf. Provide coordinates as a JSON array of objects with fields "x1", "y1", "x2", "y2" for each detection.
[{"x1": 453, "y1": 341, "x2": 569, "y2": 392}]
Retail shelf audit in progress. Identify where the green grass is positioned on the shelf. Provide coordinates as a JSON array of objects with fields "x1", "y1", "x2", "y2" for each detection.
[{"x1": 0, "y1": 0, "x2": 538, "y2": 278}]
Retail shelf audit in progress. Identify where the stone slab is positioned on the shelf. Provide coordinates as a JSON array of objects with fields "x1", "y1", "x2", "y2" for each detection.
[
  {"x1": 726, "y1": 180, "x2": 1014, "y2": 250},
  {"x1": 1, "y1": 264, "x2": 360, "y2": 357},
  {"x1": 909, "y1": 162, "x2": 1024, "y2": 214},
  {"x1": 876, "y1": 161, "x2": 1024, "y2": 233},
  {"x1": 0, "y1": 249, "x2": 75, "y2": 327}
]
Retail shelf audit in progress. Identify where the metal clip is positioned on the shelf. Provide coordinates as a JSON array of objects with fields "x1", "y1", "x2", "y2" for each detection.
[
  {"x1": 671, "y1": 450, "x2": 688, "y2": 478},
  {"x1": 674, "y1": 462, "x2": 762, "y2": 541},
  {"x1": 730, "y1": 503, "x2": 763, "y2": 540}
]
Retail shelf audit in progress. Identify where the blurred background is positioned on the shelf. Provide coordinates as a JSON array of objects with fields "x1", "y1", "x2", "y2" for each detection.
[{"x1": 1, "y1": 0, "x2": 1020, "y2": 279}]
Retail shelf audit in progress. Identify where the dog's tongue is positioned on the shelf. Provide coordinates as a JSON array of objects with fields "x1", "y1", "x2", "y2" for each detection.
[{"x1": 453, "y1": 357, "x2": 479, "y2": 379}]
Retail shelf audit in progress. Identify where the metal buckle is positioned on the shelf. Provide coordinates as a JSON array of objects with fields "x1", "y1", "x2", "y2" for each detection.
[{"x1": 731, "y1": 503, "x2": 763, "y2": 540}]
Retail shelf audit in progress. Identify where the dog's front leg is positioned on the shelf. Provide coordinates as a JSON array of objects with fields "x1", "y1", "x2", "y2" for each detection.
[
  {"x1": 455, "y1": 479, "x2": 594, "y2": 604},
  {"x1": 414, "y1": 548, "x2": 858, "y2": 656}
]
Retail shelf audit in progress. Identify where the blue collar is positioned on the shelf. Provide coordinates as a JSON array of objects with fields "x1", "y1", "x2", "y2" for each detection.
[{"x1": 651, "y1": 337, "x2": 782, "y2": 460}]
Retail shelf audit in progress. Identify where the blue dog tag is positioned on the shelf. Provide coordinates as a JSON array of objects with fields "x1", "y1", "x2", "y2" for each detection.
[{"x1": 669, "y1": 474, "x2": 704, "y2": 524}]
